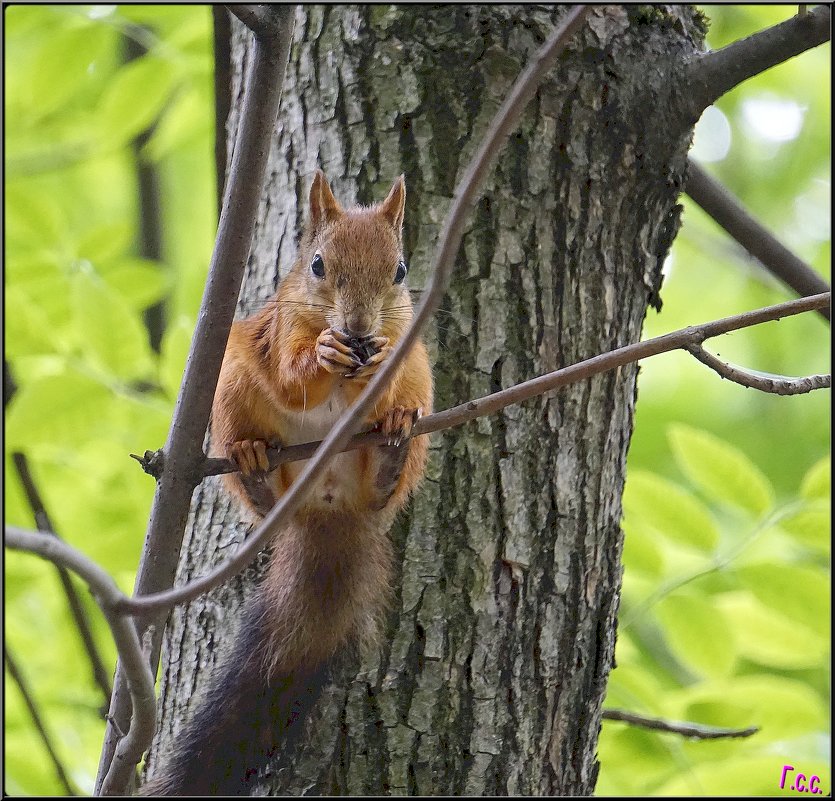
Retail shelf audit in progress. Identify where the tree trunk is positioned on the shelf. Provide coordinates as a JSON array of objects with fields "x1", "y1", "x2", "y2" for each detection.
[{"x1": 146, "y1": 5, "x2": 705, "y2": 795}]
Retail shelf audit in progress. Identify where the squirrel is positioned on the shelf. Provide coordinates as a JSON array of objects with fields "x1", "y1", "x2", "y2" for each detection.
[{"x1": 143, "y1": 171, "x2": 433, "y2": 795}]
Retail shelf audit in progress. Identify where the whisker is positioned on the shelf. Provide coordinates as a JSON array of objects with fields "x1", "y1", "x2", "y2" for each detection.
[{"x1": 255, "y1": 299, "x2": 336, "y2": 310}]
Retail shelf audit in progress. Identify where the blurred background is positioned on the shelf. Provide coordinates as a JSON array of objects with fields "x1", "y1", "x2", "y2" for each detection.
[{"x1": 3, "y1": 5, "x2": 830, "y2": 796}]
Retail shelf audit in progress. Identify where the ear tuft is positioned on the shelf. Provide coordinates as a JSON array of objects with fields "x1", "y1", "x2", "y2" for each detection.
[
  {"x1": 309, "y1": 170, "x2": 343, "y2": 229},
  {"x1": 379, "y1": 174, "x2": 406, "y2": 232}
]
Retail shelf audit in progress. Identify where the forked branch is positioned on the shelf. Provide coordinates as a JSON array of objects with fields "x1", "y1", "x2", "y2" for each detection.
[
  {"x1": 5, "y1": 527, "x2": 156, "y2": 798},
  {"x1": 685, "y1": 343, "x2": 830, "y2": 394},
  {"x1": 683, "y1": 5, "x2": 830, "y2": 123}
]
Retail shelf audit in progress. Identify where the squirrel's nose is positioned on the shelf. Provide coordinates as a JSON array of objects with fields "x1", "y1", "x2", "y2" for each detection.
[{"x1": 343, "y1": 313, "x2": 373, "y2": 338}]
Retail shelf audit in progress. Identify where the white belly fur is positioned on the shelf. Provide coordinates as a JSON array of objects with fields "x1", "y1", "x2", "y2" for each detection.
[{"x1": 277, "y1": 383, "x2": 364, "y2": 508}]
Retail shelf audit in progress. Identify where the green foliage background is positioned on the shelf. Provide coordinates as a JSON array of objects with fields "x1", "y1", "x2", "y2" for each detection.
[{"x1": 3, "y1": 6, "x2": 830, "y2": 796}]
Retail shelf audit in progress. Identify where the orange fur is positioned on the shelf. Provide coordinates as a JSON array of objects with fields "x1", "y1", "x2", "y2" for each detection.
[
  {"x1": 211, "y1": 169, "x2": 431, "y2": 720},
  {"x1": 145, "y1": 173, "x2": 432, "y2": 796},
  {"x1": 211, "y1": 171, "x2": 431, "y2": 519}
]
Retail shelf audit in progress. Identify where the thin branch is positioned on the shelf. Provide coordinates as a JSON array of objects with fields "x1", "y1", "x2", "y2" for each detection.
[
  {"x1": 602, "y1": 709, "x2": 759, "y2": 740},
  {"x1": 227, "y1": 5, "x2": 273, "y2": 39},
  {"x1": 95, "y1": 8, "x2": 297, "y2": 794},
  {"x1": 685, "y1": 343, "x2": 830, "y2": 394},
  {"x1": 12, "y1": 452, "x2": 113, "y2": 706},
  {"x1": 193, "y1": 292, "x2": 831, "y2": 479},
  {"x1": 4, "y1": 527, "x2": 156, "y2": 798},
  {"x1": 683, "y1": 5, "x2": 830, "y2": 122},
  {"x1": 117, "y1": 291, "x2": 830, "y2": 614},
  {"x1": 686, "y1": 159, "x2": 830, "y2": 321},
  {"x1": 4, "y1": 646, "x2": 79, "y2": 796},
  {"x1": 111, "y1": 4, "x2": 593, "y2": 619}
]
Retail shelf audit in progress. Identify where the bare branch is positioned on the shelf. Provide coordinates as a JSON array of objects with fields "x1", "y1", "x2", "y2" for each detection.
[
  {"x1": 686, "y1": 159, "x2": 830, "y2": 321},
  {"x1": 12, "y1": 452, "x2": 113, "y2": 706},
  {"x1": 95, "y1": 7, "x2": 297, "y2": 793},
  {"x1": 194, "y1": 292, "x2": 830, "y2": 478},
  {"x1": 118, "y1": 291, "x2": 830, "y2": 614},
  {"x1": 4, "y1": 646, "x2": 79, "y2": 795},
  {"x1": 4, "y1": 527, "x2": 156, "y2": 797},
  {"x1": 227, "y1": 5, "x2": 272, "y2": 39},
  {"x1": 603, "y1": 708, "x2": 759, "y2": 740},
  {"x1": 685, "y1": 344, "x2": 830, "y2": 394},
  {"x1": 110, "y1": 5, "x2": 593, "y2": 620},
  {"x1": 683, "y1": 5, "x2": 830, "y2": 122}
]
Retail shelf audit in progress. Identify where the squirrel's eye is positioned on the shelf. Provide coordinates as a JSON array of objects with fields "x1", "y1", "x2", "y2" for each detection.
[
  {"x1": 394, "y1": 260, "x2": 408, "y2": 284},
  {"x1": 310, "y1": 253, "x2": 325, "y2": 278}
]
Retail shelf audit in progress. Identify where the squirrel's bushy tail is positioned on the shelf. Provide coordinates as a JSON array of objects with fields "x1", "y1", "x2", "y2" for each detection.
[
  {"x1": 142, "y1": 509, "x2": 393, "y2": 796},
  {"x1": 140, "y1": 596, "x2": 330, "y2": 796}
]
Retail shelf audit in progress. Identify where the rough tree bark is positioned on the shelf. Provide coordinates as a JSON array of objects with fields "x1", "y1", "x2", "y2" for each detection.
[{"x1": 145, "y1": 5, "x2": 706, "y2": 795}]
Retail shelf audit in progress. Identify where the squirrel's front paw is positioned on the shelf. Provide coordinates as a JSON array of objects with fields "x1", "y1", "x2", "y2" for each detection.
[
  {"x1": 226, "y1": 438, "x2": 279, "y2": 476},
  {"x1": 376, "y1": 406, "x2": 422, "y2": 447},
  {"x1": 316, "y1": 328, "x2": 363, "y2": 376},
  {"x1": 348, "y1": 337, "x2": 391, "y2": 380}
]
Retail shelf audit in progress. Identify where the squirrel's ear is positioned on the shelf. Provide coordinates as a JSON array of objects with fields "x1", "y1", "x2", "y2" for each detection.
[
  {"x1": 379, "y1": 174, "x2": 406, "y2": 232},
  {"x1": 309, "y1": 170, "x2": 343, "y2": 229}
]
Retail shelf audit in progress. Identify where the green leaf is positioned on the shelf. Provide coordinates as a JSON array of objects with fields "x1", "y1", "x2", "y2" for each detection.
[
  {"x1": 159, "y1": 315, "x2": 193, "y2": 401},
  {"x1": 4, "y1": 286, "x2": 62, "y2": 356},
  {"x1": 777, "y1": 501, "x2": 830, "y2": 553},
  {"x1": 70, "y1": 267, "x2": 154, "y2": 381},
  {"x1": 674, "y1": 675, "x2": 828, "y2": 743},
  {"x1": 26, "y1": 24, "x2": 111, "y2": 120},
  {"x1": 655, "y1": 591, "x2": 737, "y2": 678},
  {"x1": 142, "y1": 83, "x2": 211, "y2": 161},
  {"x1": 597, "y1": 727, "x2": 672, "y2": 793},
  {"x1": 97, "y1": 55, "x2": 178, "y2": 146},
  {"x1": 77, "y1": 221, "x2": 134, "y2": 264},
  {"x1": 621, "y1": 517, "x2": 664, "y2": 576},
  {"x1": 104, "y1": 259, "x2": 170, "y2": 311},
  {"x1": 715, "y1": 590, "x2": 828, "y2": 669},
  {"x1": 800, "y1": 456, "x2": 830, "y2": 501},
  {"x1": 5, "y1": 370, "x2": 112, "y2": 450},
  {"x1": 624, "y1": 470, "x2": 719, "y2": 552},
  {"x1": 5, "y1": 182, "x2": 67, "y2": 250},
  {"x1": 603, "y1": 660, "x2": 668, "y2": 714},
  {"x1": 735, "y1": 562, "x2": 830, "y2": 637},
  {"x1": 668, "y1": 424, "x2": 775, "y2": 518}
]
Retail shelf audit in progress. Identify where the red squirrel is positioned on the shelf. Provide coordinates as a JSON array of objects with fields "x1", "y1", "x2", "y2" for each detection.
[{"x1": 143, "y1": 172, "x2": 433, "y2": 795}]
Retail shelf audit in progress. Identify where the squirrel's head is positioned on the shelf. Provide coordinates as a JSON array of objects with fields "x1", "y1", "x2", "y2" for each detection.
[{"x1": 292, "y1": 171, "x2": 412, "y2": 339}]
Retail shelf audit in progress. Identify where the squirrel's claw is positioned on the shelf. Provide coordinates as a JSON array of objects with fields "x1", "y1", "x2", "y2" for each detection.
[
  {"x1": 317, "y1": 328, "x2": 365, "y2": 374},
  {"x1": 227, "y1": 439, "x2": 273, "y2": 475},
  {"x1": 377, "y1": 406, "x2": 421, "y2": 447}
]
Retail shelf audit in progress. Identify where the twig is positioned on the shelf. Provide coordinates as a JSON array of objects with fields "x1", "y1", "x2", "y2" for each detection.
[
  {"x1": 685, "y1": 343, "x2": 830, "y2": 394},
  {"x1": 110, "y1": 4, "x2": 593, "y2": 618},
  {"x1": 5, "y1": 527, "x2": 156, "y2": 798},
  {"x1": 117, "y1": 291, "x2": 830, "y2": 614},
  {"x1": 13, "y1": 297, "x2": 828, "y2": 610},
  {"x1": 683, "y1": 5, "x2": 830, "y2": 123},
  {"x1": 188, "y1": 292, "x2": 829, "y2": 479},
  {"x1": 12, "y1": 452, "x2": 113, "y2": 707},
  {"x1": 686, "y1": 159, "x2": 830, "y2": 321},
  {"x1": 4, "y1": 646, "x2": 79, "y2": 796},
  {"x1": 2, "y1": 305, "x2": 826, "y2": 779},
  {"x1": 94, "y1": 6, "x2": 297, "y2": 794},
  {"x1": 602, "y1": 708, "x2": 759, "y2": 740},
  {"x1": 227, "y1": 4, "x2": 274, "y2": 38}
]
